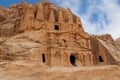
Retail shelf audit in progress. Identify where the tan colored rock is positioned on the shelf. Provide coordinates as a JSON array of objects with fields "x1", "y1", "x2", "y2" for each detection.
[
  {"x1": 0, "y1": 1, "x2": 119, "y2": 67},
  {"x1": 58, "y1": 7, "x2": 64, "y2": 23},
  {"x1": 94, "y1": 34, "x2": 114, "y2": 42},
  {"x1": 36, "y1": 3, "x2": 45, "y2": 20},
  {"x1": 1, "y1": 23, "x2": 15, "y2": 37},
  {"x1": 49, "y1": 9, "x2": 55, "y2": 22}
]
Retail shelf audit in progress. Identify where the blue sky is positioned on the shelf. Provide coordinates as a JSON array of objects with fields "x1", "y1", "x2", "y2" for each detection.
[{"x1": 0, "y1": 0, "x2": 120, "y2": 39}]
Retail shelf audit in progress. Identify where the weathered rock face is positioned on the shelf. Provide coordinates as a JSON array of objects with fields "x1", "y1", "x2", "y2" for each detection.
[
  {"x1": 91, "y1": 34, "x2": 120, "y2": 65},
  {"x1": 116, "y1": 38, "x2": 120, "y2": 48},
  {"x1": 0, "y1": 1, "x2": 119, "y2": 67},
  {"x1": 14, "y1": 2, "x2": 83, "y2": 33},
  {"x1": 0, "y1": 4, "x2": 19, "y2": 37},
  {"x1": 116, "y1": 38, "x2": 120, "y2": 60},
  {"x1": 94, "y1": 34, "x2": 114, "y2": 42}
]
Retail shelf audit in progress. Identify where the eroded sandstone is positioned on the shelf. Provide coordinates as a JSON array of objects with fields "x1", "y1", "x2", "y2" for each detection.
[{"x1": 0, "y1": 1, "x2": 120, "y2": 67}]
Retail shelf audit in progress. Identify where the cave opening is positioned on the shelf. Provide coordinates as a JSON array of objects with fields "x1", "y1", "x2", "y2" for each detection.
[
  {"x1": 55, "y1": 25, "x2": 59, "y2": 30},
  {"x1": 70, "y1": 55, "x2": 76, "y2": 66},
  {"x1": 99, "y1": 56, "x2": 104, "y2": 62},
  {"x1": 42, "y1": 53, "x2": 45, "y2": 63}
]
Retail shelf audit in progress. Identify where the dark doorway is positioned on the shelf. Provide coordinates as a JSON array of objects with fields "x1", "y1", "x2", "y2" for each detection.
[
  {"x1": 70, "y1": 55, "x2": 76, "y2": 66},
  {"x1": 55, "y1": 25, "x2": 59, "y2": 30},
  {"x1": 42, "y1": 54, "x2": 45, "y2": 63},
  {"x1": 99, "y1": 56, "x2": 104, "y2": 62}
]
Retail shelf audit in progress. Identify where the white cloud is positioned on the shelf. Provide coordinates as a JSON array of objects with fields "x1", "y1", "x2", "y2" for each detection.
[
  {"x1": 80, "y1": 0, "x2": 107, "y2": 34},
  {"x1": 59, "y1": 0, "x2": 80, "y2": 14},
  {"x1": 103, "y1": 0, "x2": 120, "y2": 39},
  {"x1": 80, "y1": 0, "x2": 120, "y2": 39},
  {"x1": 80, "y1": 15, "x2": 98, "y2": 34}
]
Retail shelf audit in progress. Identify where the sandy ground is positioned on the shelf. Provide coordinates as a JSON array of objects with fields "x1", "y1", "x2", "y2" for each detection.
[{"x1": 0, "y1": 61, "x2": 120, "y2": 80}]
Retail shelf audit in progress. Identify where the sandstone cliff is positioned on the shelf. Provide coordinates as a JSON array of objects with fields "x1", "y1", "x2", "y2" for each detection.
[
  {"x1": 92, "y1": 34, "x2": 120, "y2": 64},
  {"x1": 0, "y1": 1, "x2": 120, "y2": 67},
  {"x1": 0, "y1": 1, "x2": 120, "y2": 80}
]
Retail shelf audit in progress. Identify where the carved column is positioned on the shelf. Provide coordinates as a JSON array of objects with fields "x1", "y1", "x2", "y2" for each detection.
[
  {"x1": 49, "y1": 9, "x2": 55, "y2": 22},
  {"x1": 66, "y1": 9, "x2": 73, "y2": 24},
  {"x1": 36, "y1": 3, "x2": 45, "y2": 20},
  {"x1": 58, "y1": 10, "x2": 64, "y2": 23}
]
